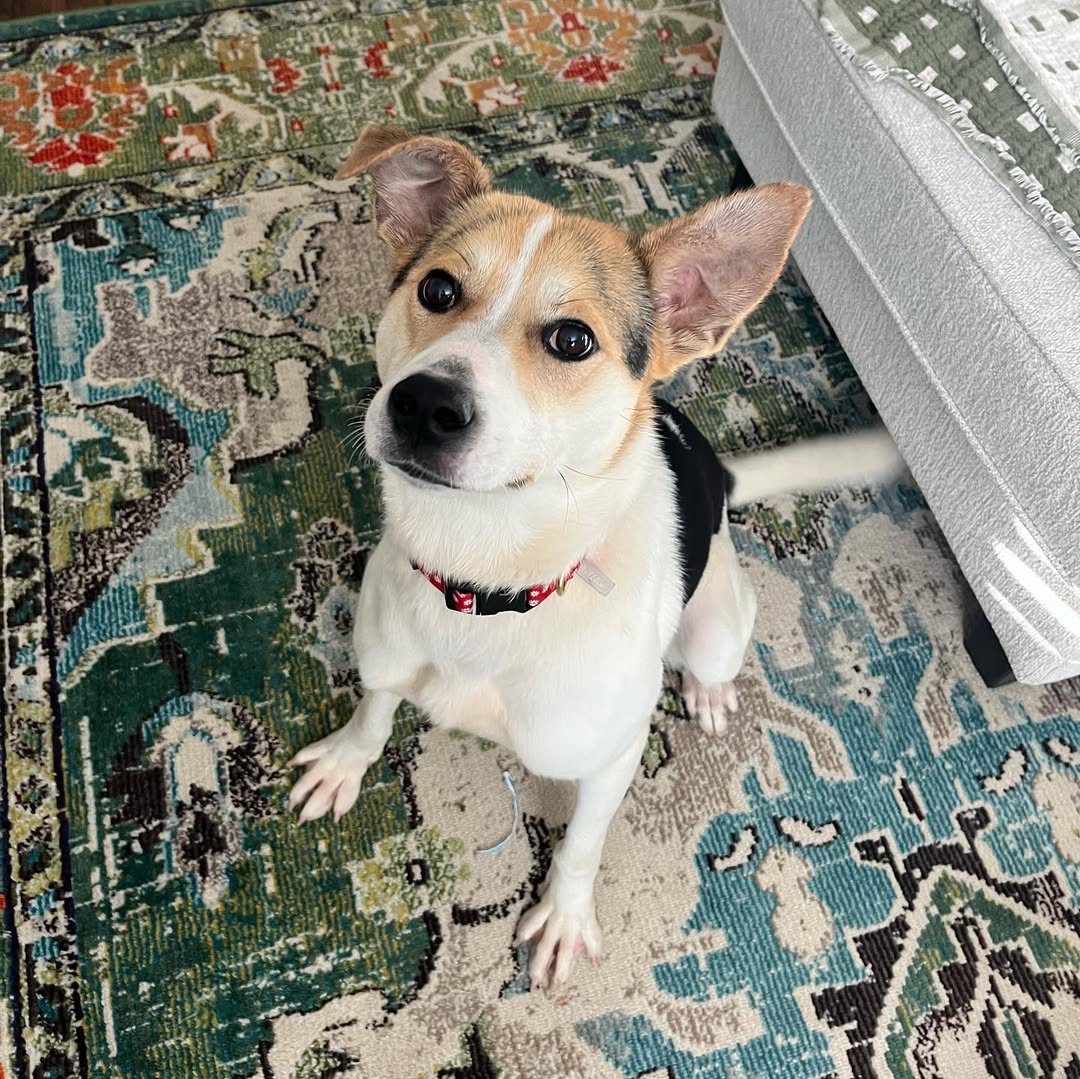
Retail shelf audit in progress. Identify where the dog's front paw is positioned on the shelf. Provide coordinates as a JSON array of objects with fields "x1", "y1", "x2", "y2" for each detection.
[
  {"x1": 681, "y1": 672, "x2": 738, "y2": 736},
  {"x1": 288, "y1": 729, "x2": 383, "y2": 823},
  {"x1": 515, "y1": 892, "x2": 602, "y2": 991}
]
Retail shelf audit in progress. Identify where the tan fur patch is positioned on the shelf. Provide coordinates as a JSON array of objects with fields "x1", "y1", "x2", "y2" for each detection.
[
  {"x1": 397, "y1": 193, "x2": 655, "y2": 410},
  {"x1": 605, "y1": 381, "x2": 658, "y2": 471}
]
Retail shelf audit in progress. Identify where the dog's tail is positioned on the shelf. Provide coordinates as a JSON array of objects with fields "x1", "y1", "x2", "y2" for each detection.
[{"x1": 726, "y1": 425, "x2": 904, "y2": 507}]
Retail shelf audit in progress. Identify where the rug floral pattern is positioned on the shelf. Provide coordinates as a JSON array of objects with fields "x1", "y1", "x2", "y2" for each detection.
[{"x1": 1, "y1": 1, "x2": 1078, "y2": 1077}]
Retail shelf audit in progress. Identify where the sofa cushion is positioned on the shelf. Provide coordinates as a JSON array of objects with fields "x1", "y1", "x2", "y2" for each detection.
[{"x1": 715, "y1": 0, "x2": 1080, "y2": 679}]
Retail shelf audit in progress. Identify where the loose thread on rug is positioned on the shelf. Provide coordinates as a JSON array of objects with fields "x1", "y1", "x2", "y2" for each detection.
[{"x1": 476, "y1": 770, "x2": 519, "y2": 856}]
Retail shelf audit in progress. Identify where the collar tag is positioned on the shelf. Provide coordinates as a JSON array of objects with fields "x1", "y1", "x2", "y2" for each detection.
[{"x1": 578, "y1": 558, "x2": 614, "y2": 596}]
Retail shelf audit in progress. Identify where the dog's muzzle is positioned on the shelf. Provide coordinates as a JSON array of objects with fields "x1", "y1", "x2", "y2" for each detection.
[{"x1": 381, "y1": 370, "x2": 479, "y2": 485}]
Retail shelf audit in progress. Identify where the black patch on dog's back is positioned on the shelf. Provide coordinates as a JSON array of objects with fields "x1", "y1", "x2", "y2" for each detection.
[{"x1": 654, "y1": 399, "x2": 732, "y2": 604}]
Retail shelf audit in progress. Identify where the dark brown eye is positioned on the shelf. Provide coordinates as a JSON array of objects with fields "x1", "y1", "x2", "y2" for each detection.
[
  {"x1": 418, "y1": 270, "x2": 459, "y2": 312},
  {"x1": 545, "y1": 320, "x2": 595, "y2": 361}
]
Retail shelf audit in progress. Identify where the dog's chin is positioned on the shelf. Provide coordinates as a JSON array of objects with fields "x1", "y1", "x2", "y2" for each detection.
[{"x1": 382, "y1": 458, "x2": 534, "y2": 494}]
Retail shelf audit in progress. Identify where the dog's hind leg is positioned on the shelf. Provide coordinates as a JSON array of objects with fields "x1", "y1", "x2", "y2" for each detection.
[{"x1": 667, "y1": 519, "x2": 756, "y2": 736}]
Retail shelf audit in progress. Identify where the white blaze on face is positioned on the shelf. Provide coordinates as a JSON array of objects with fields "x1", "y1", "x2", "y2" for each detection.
[
  {"x1": 480, "y1": 211, "x2": 554, "y2": 330},
  {"x1": 448, "y1": 207, "x2": 640, "y2": 490},
  {"x1": 412, "y1": 211, "x2": 561, "y2": 489}
]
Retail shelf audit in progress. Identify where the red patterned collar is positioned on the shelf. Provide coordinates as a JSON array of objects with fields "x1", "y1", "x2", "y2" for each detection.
[{"x1": 411, "y1": 559, "x2": 584, "y2": 615}]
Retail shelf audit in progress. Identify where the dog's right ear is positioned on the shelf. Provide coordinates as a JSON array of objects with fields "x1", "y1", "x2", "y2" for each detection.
[{"x1": 336, "y1": 124, "x2": 491, "y2": 253}]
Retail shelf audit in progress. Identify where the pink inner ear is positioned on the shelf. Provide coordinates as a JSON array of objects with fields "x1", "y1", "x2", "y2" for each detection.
[
  {"x1": 374, "y1": 173, "x2": 448, "y2": 238},
  {"x1": 658, "y1": 263, "x2": 712, "y2": 336},
  {"x1": 374, "y1": 154, "x2": 453, "y2": 240}
]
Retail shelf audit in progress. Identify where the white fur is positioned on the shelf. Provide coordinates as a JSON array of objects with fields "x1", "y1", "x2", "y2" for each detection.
[
  {"x1": 294, "y1": 412, "x2": 686, "y2": 989},
  {"x1": 667, "y1": 514, "x2": 757, "y2": 735},
  {"x1": 728, "y1": 426, "x2": 903, "y2": 506}
]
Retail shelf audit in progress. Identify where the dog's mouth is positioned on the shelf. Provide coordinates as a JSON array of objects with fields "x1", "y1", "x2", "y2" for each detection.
[
  {"x1": 385, "y1": 459, "x2": 458, "y2": 489},
  {"x1": 384, "y1": 459, "x2": 534, "y2": 493}
]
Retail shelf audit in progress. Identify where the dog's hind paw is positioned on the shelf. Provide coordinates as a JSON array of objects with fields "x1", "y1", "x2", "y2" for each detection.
[
  {"x1": 288, "y1": 729, "x2": 382, "y2": 823},
  {"x1": 681, "y1": 672, "x2": 738, "y2": 736}
]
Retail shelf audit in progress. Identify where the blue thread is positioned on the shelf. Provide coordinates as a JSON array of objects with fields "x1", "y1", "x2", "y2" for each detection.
[{"x1": 476, "y1": 770, "x2": 518, "y2": 856}]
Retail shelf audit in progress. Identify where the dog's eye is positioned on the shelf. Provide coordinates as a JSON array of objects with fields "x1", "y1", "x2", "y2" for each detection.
[
  {"x1": 418, "y1": 270, "x2": 460, "y2": 313},
  {"x1": 545, "y1": 320, "x2": 596, "y2": 361}
]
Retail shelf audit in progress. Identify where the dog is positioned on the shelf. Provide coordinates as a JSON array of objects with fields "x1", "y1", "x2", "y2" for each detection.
[{"x1": 288, "y1": 124, "x2": 902, "y2": 991}]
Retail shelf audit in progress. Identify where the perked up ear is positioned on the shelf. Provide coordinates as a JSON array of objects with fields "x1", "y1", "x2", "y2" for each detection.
[
  {"x1": 335, "y1": 123, "x2": 492, "y2": 252},
  {"x1": 639, "y1": 183, "x2": 812, "y2": 376}
]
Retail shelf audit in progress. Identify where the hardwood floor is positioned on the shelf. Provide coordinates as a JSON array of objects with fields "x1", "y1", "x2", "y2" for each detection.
[{"x1": 2, "y1": 0, "x2": 130, "y2": 19}]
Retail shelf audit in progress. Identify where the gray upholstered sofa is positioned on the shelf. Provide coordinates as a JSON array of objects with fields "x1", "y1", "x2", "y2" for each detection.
[{"x1": 714, "y1": 0, "x2": 1080, "y2": 685}]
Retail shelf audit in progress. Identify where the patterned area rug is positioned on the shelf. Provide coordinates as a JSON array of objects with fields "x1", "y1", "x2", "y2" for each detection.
[{"x1": 2, "y1": 2, "x2": 1080, "y2": 1077}]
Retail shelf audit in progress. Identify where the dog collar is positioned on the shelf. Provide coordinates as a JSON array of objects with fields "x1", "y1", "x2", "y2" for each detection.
[{"x1": 411, "y1": 559, "x2": 584, "y2": 615}]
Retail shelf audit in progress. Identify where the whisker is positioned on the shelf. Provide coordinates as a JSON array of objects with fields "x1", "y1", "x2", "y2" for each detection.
[
  {"x1": 552, "y1": 290, "x2": 603, "y2": 310},
  {"x1": 340, "y1": 428, "x2": 371, "y2": 468},
  {"x1": 343, "y1": 384, "x2": 379, "y2": 412},
  {"x1": 561, "y1": 464, "x2": 622, "y2": 483},
  {"x1": 448, "y1": 243, "x2": 473, "y2": 271},
  {"x1": 558, "y1": 468, "x2": 579, "y2": 526}
]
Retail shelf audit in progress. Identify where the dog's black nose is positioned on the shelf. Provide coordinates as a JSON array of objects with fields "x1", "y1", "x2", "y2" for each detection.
[{"x1": 388, "y1": 373, "x2": 475, "y2": 444}]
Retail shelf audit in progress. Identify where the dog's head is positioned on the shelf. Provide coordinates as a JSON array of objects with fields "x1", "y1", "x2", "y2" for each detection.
[{"x1": 340, "y1": 124, "x2": 810, "y2": 494}]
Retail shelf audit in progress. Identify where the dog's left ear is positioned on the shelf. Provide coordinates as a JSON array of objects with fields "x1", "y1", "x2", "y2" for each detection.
[
  {"x1": 336, "y1": 123, "x2": 491, "y2": 253},
  {"x1": 640, "y1": 183, "x2": 811, "y2": 376}
]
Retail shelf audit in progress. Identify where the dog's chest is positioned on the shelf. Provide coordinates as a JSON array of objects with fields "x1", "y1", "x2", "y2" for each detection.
[{"x1": 407, "y1": 595, "x2": 660, "y2": 779}]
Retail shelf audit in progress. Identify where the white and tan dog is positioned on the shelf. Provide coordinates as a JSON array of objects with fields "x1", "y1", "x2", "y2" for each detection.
[{"x1": 289, "y1": 125, "x2": 901, "y2": 990}]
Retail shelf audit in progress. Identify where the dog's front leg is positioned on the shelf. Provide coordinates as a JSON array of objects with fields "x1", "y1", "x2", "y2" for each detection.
[
  {"x1": 516, "y1": 726, "x2": 649, "y2": 990},
  {"x1": 288, "y1": 690, "x2": 401, "y2": 822}
]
